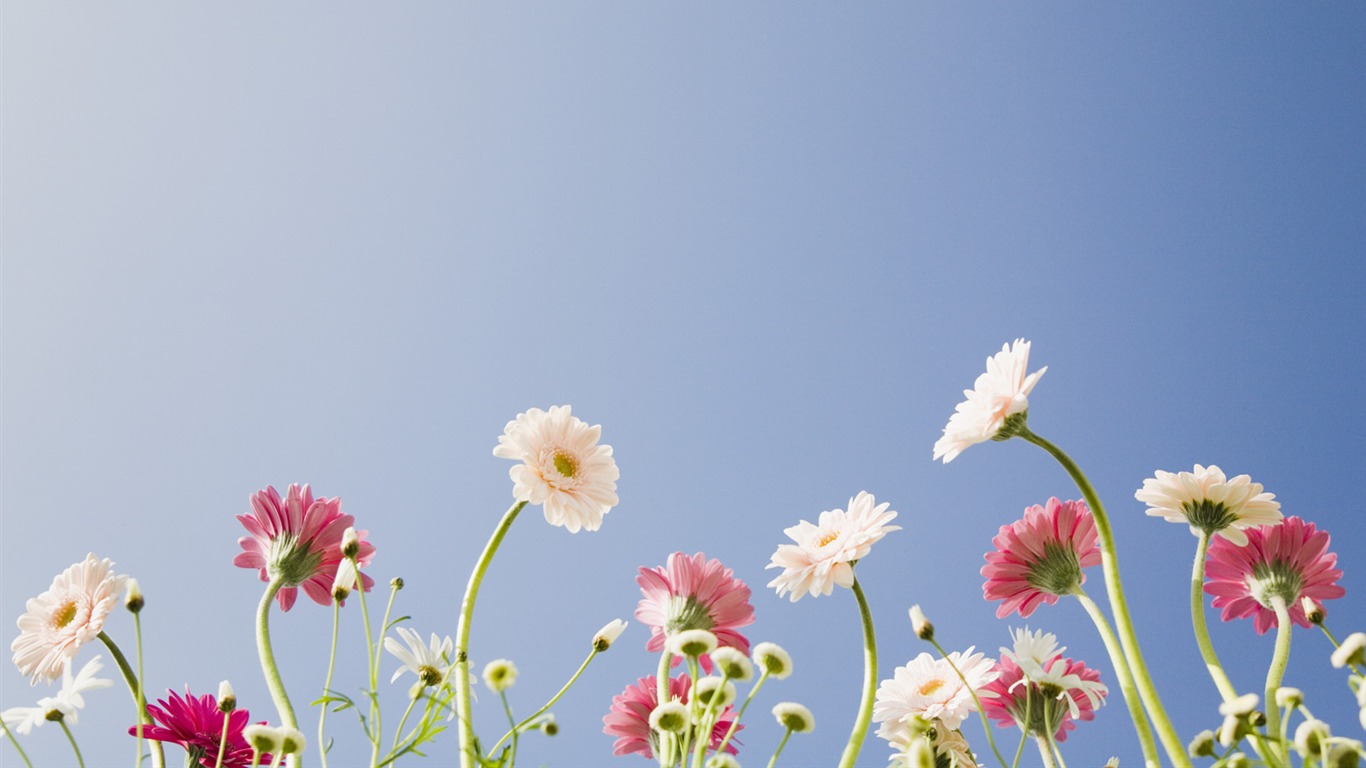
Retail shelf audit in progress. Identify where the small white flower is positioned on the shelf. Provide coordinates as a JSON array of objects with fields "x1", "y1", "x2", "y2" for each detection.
[
  {"x1": 1275, "y1": 687, "x2": 1302, "y2": 709},
  {"x1": 593, "y1": 619, "x2": 628, "y2": 652},
  {"x1": 1, "y1": 655, "x2": 111, "y2": 734},
  {"x1": 482, "y1": 659, "x2": 518, "y2": 693},
  {"x1": 1294, "y1": 719, "x2": 1330, "y2": 758},
  {"x1": 705, "y1": 754, "x2": 740, "y2": 768},
  {"x1": 933, "y1": 339, "x2": 1046, "y2": 463},
  {"x1": 711, "y1": 647, "x2": 754, "y2": 681},
  {"x1": 694, "y1": 677, "x2": 737, "y2": 709},
  {"x1": 1219, "y1": 692, "x2": 1260, "y2": 717},
  {"x1": 493, "y1": 405, "x2": 619, "y2": 533},
  {"x1": 667, "y1": 629, "x2": 718, "y2": 658},
  {"x1": 1001, "y1": 627, "x2": 1063, "y2": 678},
  {"x1": 1135, "y1": 464, "x2": 1281, "y2": 545},
  {"x1": 243, "y1": 723, "x2": 282, "y2": 753},
  {"x1": 1331, "y1": 632, "x2": 1366, "y2": 669},
  {"x1": 649, "y1": 701, "x2": 691, "y2": 733},
  {"x1": 771, "y1": 702, "x2": 814, "y2": 733},
  {"x1": 278, "y1": 727, "x2": 306, "y2": 756},
  {"x1": 753, "y1": 642, "x2": 793, "y2": 679},
  {"x1": 1, "y1": 704, "x2": 48, "y2": 736},
  {"x1": 384, "y1": 627, "x2": 453, "y2": 687}
]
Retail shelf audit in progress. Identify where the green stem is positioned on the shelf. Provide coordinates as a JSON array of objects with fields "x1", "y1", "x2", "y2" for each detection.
[
  {"x1": 1020, "y1": 427, "x2": 1189, "y2": 768},
  {"x1": 352, "y1": 560, "x2": 381, "y2": 768},
  {"x1": 499, "y1": 690, "x2": 519, "y2": 768},
  {"x1": 1319, "y1": 624, "x2": 1366, "y2": 676},
  {"x1": 455, "y1": 499, "x2": 527, "y2": 768},
  {"x1": 59, "y1": 719, "x2": 85, "y2": 768},
  {"x1": 1264, "y1": 597, "x2": 1294, "y2": 768},
  {"x1": 98, "y1": 631, "x2": 165, "y2": 768},
  {"x1": 256, "y1": 577, "x2": 298, "y2": 731},
  {"x1": 1034, "y1": 734, "x2": 1058, "y2": 768},
  {"x1": 654, "y1": 651, "x2": 675, "y2": 768},
  {"x1": 318, "y1": 601, "x2": 342, "y2": 768},
  {"x1": 837, "y1": 578, "x2": 877, "y2": 768},
  {"x1": 214, "y1": 707, "x2": 231, "y2": 768},
  {"x1": 767, "y1": 729, "x2": 793, "y2": 768},
  {"x1": 1191, "y1": 531, "x2": 1239, "y2": 701},
  {"x1": 691, "y1": 670, "x2": 733, "y2": 766},
  {"x1": 0, "y1": 716, "x2": 35, "y2": 768},
  {"x1": 134, "y1": 612, "x2": 147, "y2": 768},
  {"x1": 387, "y1": 694, "x2": 421, "y2": 760},
  {"x1": 488, "y1": 649, "x2": 599, "y2": 756},
  {"x1": 1011, "y1": 689, "x2": 1030, "y2": 768},
  {"x1": 715, "y1": 669, "x2": 768, "y2": 757},
  {"x1": 1043, "y1": 701, "x2": 1067, "y2": 768},
  {"x1": 1072, "y1": 589, "x2": 1159, "y2": 768},
  {"x1": 929, "y1": 638, "x2": 1010, "y2": 768}
]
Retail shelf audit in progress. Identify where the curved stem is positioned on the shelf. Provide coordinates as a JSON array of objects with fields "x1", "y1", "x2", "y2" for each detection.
[
  {"x1": 455, "y1": 500, "x2": 527, "y2": 768},
  {"x1": 352, "y1": 562, "x2": 381, "y2": 768},
  {"x1": 1072, "y1": 589, "x2": 1159, "y2": 767},
  {"x1": 59, "y1": 719, "x2": 85, "y2": 768},
  {"x1": 498, "y1": 691, "x2": 518, "y2": 768},
  {"x1": 1191, "y1": 531, "x2": 1238, "y2": 701},
  {"x1": 317, "y1": 601, "x2": 342, "y2": 768},
  {"x1": 98, "y1": 631, "x2": 165, "y2": 768},
  {"x1": 387, "y1": 694, "x2": 420, "y2": 760},
  {"x1": 767, "y1": 729, "x2": 794, "y2": 768},
  {"x1": 691, "y1": 669, "x2": 733, "y2": 766},
  {"x1": 654, "y1": 651, "x2": 675, "y2": 768},
  {"x1": 1020, "y1": 427, "x2": 1189, "y2": 768},
  {"x1": 837, "y1": 578, "x2": 877, "y2": 768},
  {"x1": 715, "y1": 669, "x2": 768, "y2": 757},
  {"x1": 1264, "y1": 597, "x2": 1294, "y2": 767},
  {"x1": 1034, "y1": 735, "x2": 1058, "y2": 768},
  {"x1": 929, "y1": 638, "x2": 1010, "y2": 768},
  {"x1": 0, "y1": 716, "x2": 35, "y2": 768},
  {"x1": 488, "y1": 648, "x2": 599, "y2": 757},
  {"x1": 256, "y1": 577, "x2": 298, "y2": 731}
]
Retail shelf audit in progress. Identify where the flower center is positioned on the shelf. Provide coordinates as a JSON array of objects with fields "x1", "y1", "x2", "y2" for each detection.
[
  {"x1": 1025, "y1": 543, "x2": 1085, "y2": 596},
  {"x1": 1183, "y1": 499, "x2": 1239, "y2": 535},
  {"x1": 1248, "y1": 560, "x2": 1304, "y2": 608},
  {"x1": 665, "y1": 596, "x2": 715, "y2": 635},
  {"x1": 815, "y1": 529, "x2": 840, "y2": 548},
  {"x1": 418, "y1": 665, "x2": 442, "y2": 687},
  {"x1": 917, "y1": 679, "x2": 946, "y2": 697},
  {"x1": 267, "y1": 533, "x2": 324, "y2": 587},
  {"x1": 552, "y1": 449, "x2": 580, "y2": 479},
  {"x1": 50, "y1": 600, "x2": 79, "y2": 630}
]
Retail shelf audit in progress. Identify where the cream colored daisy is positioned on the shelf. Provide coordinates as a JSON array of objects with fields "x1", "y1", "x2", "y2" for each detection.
[
  {"x1": 493, "y1": 405, "x2": 619, "y2": 533},
  {"x1": 1135, "y1": 464, "x2": 1281, "y2": 545},
  {"x1": 767, "y1": 491, "x2": 900, "y2": 601},
  {"x1": 11, "y1": 554, "x2": 128, "y2": 684},
  {"x1": 933, "y1": 339, "x2": 1046, "y2": 463}
]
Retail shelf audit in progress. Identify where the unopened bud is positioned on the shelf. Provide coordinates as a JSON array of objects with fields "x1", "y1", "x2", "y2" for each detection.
[
  {"x1": 1324, "y1": 741, "x2": 1365, "y2": 768},
  {"x1": 332, "y1": 559, "x2": 358, "y2": 604},
  {"x1": 908, "y1": 605, "x2": 933, "y2": 641},
  {"x1": 593, "y1": 619, "x2": 627, "y2": 652},
  {"x1": 1302, "y1": 596, "x2": 1326, "y2": 625},
  {"x1": 694, "y1": 677, "x2": 737, "y2": 709},
  {"x1": 217, "y1": 680, "x2": 236, "y2": 713},
  {"x1": 340, "y1": 527, "x2": 360, "y2": 559},
  {"x1": 390, "y1": 576, "x2": 404, "y2": 590},
  {"x1": 1219, "y1": 693, "x2": 1259, "y2": 718},
  {"x1": 705, "y1": 755, "x2": 739, "y2": 768},
  {"x1": 541, "y1": 715, "x2": 558, "y2": 736},
  {"x1": 906, "y1": 736, "x2": 934, "y2": 768},
  {"x1": 1226, "y1": 753, "x2": 1250, "y2": 768},
  {"x1": 1103, "y1": 759, "x2": 1120, "y2": 768},
  {"x1": 124, "y1": 579, "x2": 144, "y2": 614}
]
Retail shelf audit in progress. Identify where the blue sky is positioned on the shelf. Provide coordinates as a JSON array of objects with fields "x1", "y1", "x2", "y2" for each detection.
[{"x1": 3, "y1": 4, "x2": 1364, "y2": 766}]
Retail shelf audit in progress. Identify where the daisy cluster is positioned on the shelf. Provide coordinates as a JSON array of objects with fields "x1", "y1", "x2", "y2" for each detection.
[{"x1": 4, "y1": 346, "x2": 1364, "y2": 768}]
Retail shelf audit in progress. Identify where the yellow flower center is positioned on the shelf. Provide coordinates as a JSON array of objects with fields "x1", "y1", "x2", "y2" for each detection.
[
  {"x1": 51, "y1": 600, "x2": 79, "y2": 630},
  {"x1": 918, "y1": 679, "x2": 946, "y2": 697},
  {"x1": 816, "y1": 530, "x2": 840, "y2": 548},
  {"x1": 552, "y1": 449, "x2": 580, "y2": 479}
]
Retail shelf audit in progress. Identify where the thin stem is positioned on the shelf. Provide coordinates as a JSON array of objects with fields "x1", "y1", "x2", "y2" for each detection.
[
  {"x1": 1319, "y1": 624, "x2": 1366, "y2": 675},
  {"x1": 767, "y1": 729, "x2": 793, "y2": 768},
  {"x1": 654, "y1": 651, "x2": 675, "y2": 768},
  {"x1": 352, "y1": 561, "x2": 381, "y2": 768},
  {"x1": 1191, "y1": 531, "x2": 1238, "y2": 701},
  {"x1": 1072, "y1": 589, "x2": 1159, "y2": 768},
  {"x1": 215, "y1": 708, "x2": 232, "y2": 768},
  {"x1": 1043, "y1": 702, "x2": 1067, "y2": 768},
  {"x1": 455, "y1": 500, "x2": 527, "y2": 768},
  {"x1": 59, "y1": 719, "x2": 86, "y2": 768},
  {"x1": 1021, "y1": 427, "x2": 1189, "y2": 768},
  {"x1": 98, "y1": 631, "x2": 165, "y2": 768},
  {"x1": 256, "y1": 577, "x2": 298, "y2": 730},
  {"x1": 388, "y1": 694, "x2": 421, "y2": 760},
  {"x1": 929, "y1": 638, "x2": 1009, "y2": 768},
  {"x1": 715, "y1": 669, "x2": 770, "y2": 756},
  {"x1": 691, "y1": 670, "x2": 733, "y2": 766},
  {"x1": 0, "y1": 716, "x2": 35, "y2": 768},
  {"x1": 489, "y1": 649, "x2": 598, "y2": 756},
  {"x1": 499, "y1": 690, "x2": 519, "y2": 768},
  {"x1": 317, "y1": 601, "x2": 342, "y2": 768},
  {"x1": 1011, "y1": 690, "x2": 1030, "y2": 768},
  {"x1": 837, "y1": 577, "x2": 877, "y2": 768},
  {"x1": 372, "y1": 580, "x2": 402, "y2": 685},
  {"x1": 1265, "y1": 597, "x2": 1294, "y2": 768},
  {"x1": 1034, "y1": 735, "x2": 1058, "y2": 768},
  {"x1": 134, "y1": 612, "x2": 147, "y2": 768}
]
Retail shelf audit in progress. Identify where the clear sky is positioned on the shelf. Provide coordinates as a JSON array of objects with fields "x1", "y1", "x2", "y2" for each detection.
[{"x1": 3, "y1": 4, "x2": 1364, "y2": 767}]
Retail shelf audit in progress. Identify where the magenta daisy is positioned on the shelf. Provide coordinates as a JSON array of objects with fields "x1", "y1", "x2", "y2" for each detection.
[
  {"x1": 602, "y1": 675, "x2": 740, "y2": 759},
  {"x1": 980, "y1": 652, "x2": 1106, "y2": 742},
  {"x1": 982, "y1": 497, "x2": 1102, "y2": 618},
  {"x1": 130, "y1": 689, "x2": 270, "y2": 768},
  {"x1": 1204, "y1": 516, "x2": 1345, "y2": 635},
  {"x1": 11, "y1": 553, "x2": 127, "y2": 684},
  {"x1": 766, "y1": 491, "x2": 900, "y2": 601},
  {"x1": 636, "y1": 552, "x2": 754, "y2": 673},
  {"x1": 493, "y1": 405, "x2": 620, "y2": 533},
  {"x1": 233, "y1": 484, "x2": 375, "y2": 611}
]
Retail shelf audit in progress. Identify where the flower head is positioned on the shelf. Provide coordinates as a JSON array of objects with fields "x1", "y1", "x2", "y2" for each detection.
[
  {"x1": 1204, "y1": 516, "x2": 1345, "y2": 634},
  {"x1": 767, "y1": 491, "x2": 900, "y2": 601},
  {"x1": 593, "y1": 619, "x2": 628, "y2": 652},
  {"x1": 933, "y1": 339, "x2": 1046, "y2": 463},
  {"x1": 980, "y1": 643, "x2": 1107, "y2": 742},
  {"x1": 131, "y1": 688, "x2": 269, "y2": 768},
  {"x1": 874, "y1": 647, "x2": 998, "y2": 737},
  {"x1": 12, "y1": 553, "x2": 127, "y2": 684},
  {"x1": 493, "y1": 405, "x2": 619, "y2": 533},
  {"x1": 637, "y1": 552, "x2": 754, "y2": 672},
  {"x1": 1, "y1": 655, "x2": 112, "y2": 734},
  {"x1": 753, "y1": 642, "x2": 793, "y2": 679},
  {"x1": 982, "y1": 497, "x2": 1101, "y2": 618},
  {"x1": 384, "y1": 627, "x2": 453, "y2": 688},
  {"x1": 602, "y1": 675, "x2": 740, "y2": 759},
  {"x1": 1136, "y1": 465, "x2": 1282, "y2": 545},
  {"x1": 233, "y1": 484, "x2": 375, "y2": 611},
  {"x1": 483, "y1": 659, "x2": 518, "y2": 693},
  {"x1": 772, "y1": 702, "x2": 815, "y2": 733}
]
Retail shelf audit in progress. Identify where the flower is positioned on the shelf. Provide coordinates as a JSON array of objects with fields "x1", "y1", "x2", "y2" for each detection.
[
  {"x1": 493, "y1": 405, "x2": 619, "y2": 533},
  {"x1": 593, "y1": 619, "x2": 628, "y2": 651},
  {"x1": 649, "y1": 701, "x2": 691, "y2": 733},
  {"x1": 766, "y1": 491, "x2": 900, "y2": 601},
  {"x1": 1, "y1": 655, "x2": 112, "y2": 735},
  {"x1": 772, "y1": 702, "x2": 815, "y2": 733},
  {"x1": 11, "y1": 553, "x2": 128, "y2": 684},
  {"x1": 933, "y1": 339, "x2": 1046, "y2": 463},
  {"x1": 1331, "y1": 632, "x2": 1366, "y2": 669},
  {"x1": 711, "y1": 647, "x2": 754, "y2": 681},
  {"x1": 130, "y1": 688, "x2": 269, "y2": 768},
  {"x1": 694, "y1": 677, "x2": 737, "y2": 709},
  {"x1": 909, "y1": 605, "x2": 934, "y2": 641},
  {"x1": 483, "y1": 659, "x2": 518, "y2": 693},
  {"x1": 1135, "y1": 464, "x2": 1282, "y2": 545},
  {"x1": 874, "y1": 647, "x2": 998, "y2": 738},
  {"x1": 1204, "y1": 516, "x2": 1345, "y2": 634},
  {"x1": 384, "y1": 627, "x2": 453, "y2": 688},
  {"x1": 752, "y1": 642, "x2": 793, "y2": 679},
  {"x1": 602, "y1": 675, "x2": 740, "y2": 759},
  {"x1": 980, "y1": 646, "x2": 1107, "y2": 742},
  {"x1": 233, "y1": 484, "x2": 376, "y2": 611},
  {"x1": 982, "y1": 497, "x2": 1101, "y2": 618},
  {"x1": 667, "y1": 629, "x2": 718, "y2": 658},
  {"x1": 636, "y1": 552, "x2": 755, "y2": 672},
  {"x1": 886, "y1": 720, "x2": 978, "y2": 768}
]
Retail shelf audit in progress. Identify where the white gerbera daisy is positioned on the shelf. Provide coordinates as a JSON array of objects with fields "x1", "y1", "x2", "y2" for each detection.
[
  {"x1": 493, "y1": 405, "x2": 619, "y2": 533},
  {"x1": 11, "y1": 554, "x2": 128, "y2": 684},
  {"x1": 384, "y1": 627, "x2": 453, "y2": 687},
  {"x1": 933, "y1": 339, "x2": 1046, "y2": 463},
  {"x1": 874, "y1": 647, "x2": 998, "y2": 736},
  {"x1": 0, "y1": 655, "x2": 111, "y2": 734},
  {"x1": 1002, "y1": 627, "x2": 1064, "y2": 678},
  {"x1": 766, "y1": 491, "x2": 900, "y2": 601},
  {"x1": 1135, "y1": 464, "x2": 1281, "y2": 545}
]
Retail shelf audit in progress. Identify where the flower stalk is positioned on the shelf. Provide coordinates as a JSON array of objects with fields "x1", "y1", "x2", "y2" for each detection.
[
  {"x1": 256, "y1": 577, "x2": 299, "y2": 733},
  {"x1": 1191, "y1": 531, "x2": 1238, "y2": 702},
  {"x1": 1072, "y1": 588, "x2": 1159, "y2": 768},
  {"x1": 836, "y1": 577, "x2": 877, "y2": 768},
  {"x1": 98, "y1": 631, "x2": 165, "y2": 768}
]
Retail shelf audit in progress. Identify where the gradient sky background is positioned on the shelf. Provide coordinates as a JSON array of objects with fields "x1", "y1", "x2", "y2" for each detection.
[{"x1": 3, "y1": 4, "x2": 1364, "y2": 767}]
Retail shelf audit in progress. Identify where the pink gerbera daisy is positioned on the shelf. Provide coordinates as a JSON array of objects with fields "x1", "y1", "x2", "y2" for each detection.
[
  {"x1": 982, "y1": 498, "x2": 1101, "y2": 618},
  {"x1": 980, "y1": 652, "x2": 1106, "y2": 742},
  {"x1": 1204, "y1": 516, "x2": 1345, "y2": 635},
  {"x1": 130, "y1": 689, "x2": 270, "y2": 768},
  {"x1": 11, "y1": 553, "x2": 127, "y2": 684},
  {"x1": 233, "y1": 484, "x2": 376, "y2": 611},
  {"x1": 493, "y1": 405, "x2": 620, "y2": 533},
  {"x1": 636, "y1": 552, "x2": 754, "y2": 673},
  {"x1": 602, "y1": 675, "x2": 740, "y2": 759}
]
